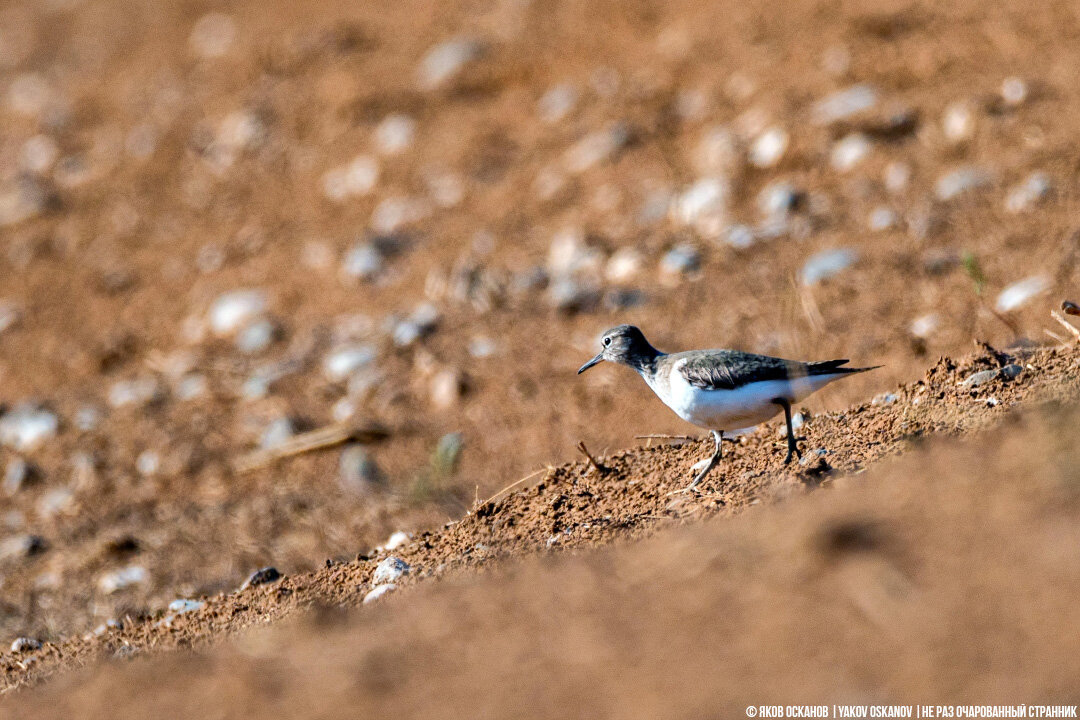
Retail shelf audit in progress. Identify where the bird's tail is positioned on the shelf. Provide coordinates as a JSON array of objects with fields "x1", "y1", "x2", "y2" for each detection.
[{"x1": 806, "y1": 359, "x2": 882, "y2": 377}]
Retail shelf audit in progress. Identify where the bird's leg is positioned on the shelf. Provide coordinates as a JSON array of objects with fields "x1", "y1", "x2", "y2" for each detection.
[
  {"x1": 685, "y1": 430, "x2": 723, "y2": 490},
  {"x1": 774, "y1": 398, "x2": 802, "y2": 464}
]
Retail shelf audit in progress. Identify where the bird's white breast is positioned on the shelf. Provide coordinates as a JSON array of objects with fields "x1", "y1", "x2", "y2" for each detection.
[{"x1": 646, "y1": 358, "x2": 844, "y2": 431}]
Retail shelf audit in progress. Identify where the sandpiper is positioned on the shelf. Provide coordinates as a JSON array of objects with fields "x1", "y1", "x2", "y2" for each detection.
[{"x1": 578, "y1": 325, "x2": 879, "y2": 490}]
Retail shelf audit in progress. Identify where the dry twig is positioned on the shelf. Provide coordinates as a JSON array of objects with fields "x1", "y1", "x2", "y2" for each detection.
[
  {"x1": 1050, "y1": 309, "x2": 1080, "y2": 343},
  {"x1": 576, "y1": 441, "x2": 607, "y2": 475},
  {"x1": 232, "y1": 421, "x2": 389, "y2": 473}
]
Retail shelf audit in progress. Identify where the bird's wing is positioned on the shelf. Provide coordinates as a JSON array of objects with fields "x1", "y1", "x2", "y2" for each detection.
[{"x1": 676, "y1": 350, "x2": 815, "y2": 390}]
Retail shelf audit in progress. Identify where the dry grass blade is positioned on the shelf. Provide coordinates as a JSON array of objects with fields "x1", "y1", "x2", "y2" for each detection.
[
  {"x1": 576, "y1": 441, "x2": 607, "y2": 475},
  {"x1": 232, "y1": 421, "x2": 390, "y2": 473},
  {"x1": 635, "y1": 434, "x2": 699, "y2": 442},
  {"x1": 1050, "y1": 309, "x2": 1080, "y2": 343},
  {"x1": 477, "y1": 467, "x2": 549, "y2": 508}
]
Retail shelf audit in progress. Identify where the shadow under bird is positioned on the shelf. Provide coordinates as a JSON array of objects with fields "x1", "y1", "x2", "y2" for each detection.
[{"x1": 578, "y1": 325, "x2": 880, "y2": 491}]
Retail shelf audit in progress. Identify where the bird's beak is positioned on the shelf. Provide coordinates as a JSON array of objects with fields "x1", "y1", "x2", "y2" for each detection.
[{"x1": 578, "y1": 353, "x2": 604, "y2": 374}]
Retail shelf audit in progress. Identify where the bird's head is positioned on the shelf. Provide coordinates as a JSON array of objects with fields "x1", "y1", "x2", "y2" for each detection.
[{"x1": 577, "y1": 324, "x2": 658, "y2": 374}]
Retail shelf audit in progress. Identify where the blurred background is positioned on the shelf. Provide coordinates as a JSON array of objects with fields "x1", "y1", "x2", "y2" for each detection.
[{"x1": 0, "y1": 0, "x2": 1078, "y2": 643}]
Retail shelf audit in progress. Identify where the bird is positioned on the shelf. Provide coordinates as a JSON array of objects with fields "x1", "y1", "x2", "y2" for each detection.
[{"x1": 577, "y1": 324, "x2": 879, "y2": 491}]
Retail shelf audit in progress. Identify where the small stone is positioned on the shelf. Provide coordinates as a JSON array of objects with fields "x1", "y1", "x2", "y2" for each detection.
[
  {"x1": 868, "y1": 206, "x2": 897, "y2": 232},
  {"x1": 98, "y1": 565, "x2": 148, "y2": 594},
  {"x1": 371, "y1": 196, "x2": 429, "y2": 234},
  {"x1": 962, "y1": 369, "x2": 1000, "y2": 388},
  {"x1": 692, "y1": 126, "x2": 741, "y2": 176},
  {"x1": 602, "y1": 288, "x2": 646, "y2": 311},
  {"x1": 323, "y1": 344, "x2": 376, "y2": 382},
  {"x1": 416, "y1": 37, "x2": 484, "y2": 90},
  {"x1": 1004, "y1": 172, "x2": 1052, "y2": 214},
  {"x1": 995, "y1": 275, "x2": 1050, "y2": 313},
  {"x1": 547, "y1": 277, "x2": 599, "y2": 313},
  {"x1": 0, "y1": 404, "x2": 58, "y2": 452},
  {"x1": 563, "y1": 124, "x2": 629, "y2": 174},
  {"x1": 175, "y1": 374, "x2": 209, "y2": 402},
  {"x1": 538, "y1": 84, "x2": 577, "y2": 124},
  {"x1": 910, "y1": 313, "x2": 940, "y2": 339},
  {"x1": 20, "y1": 135, "x2": 58, "y2": 174},
  {"x1": 1001, "y1": 77, "x2": 1028, "y2": 107},
  {"x1": 108, "y1": 377, "x2": 162, "y2": 409},
  {"x1": 671, "y1": 178, "x2": 729, "y2": 239},
  {"x1": 38, "y1": 488, "x2": 73, "y2": 518},
  {"x1": 189, "y1": 13, "x2": 236, "y2": 59},
  {"x1": 135, "y1": 451, "x2": 159, "y2": 477},
  {"x1": 208, "y1": 289, "x2": 268, "y2": 337},
  {"x1": 3, "y1": 458, "x2": 32, "y2": 495},
  {"x1": 801, "y1": 248, "x2": 857, "y2": 287},
  {"x1": 167, "y1": 599, "x2": 205, "y2": 615},
  {"x1": 1001, "y1": 364, "x2": 1024, "y2": 380},
  {"x1": 260, "y1": 417, "x2": 295, "y2": 450},
  {"x1": 749, "y1": 127, "x2": 788, "y2": 168},
  {"x1": 10, "y1": 637, "x2": 40, "y2": 653},
  {"x1": 811, "y1": 85, "x2": 878, "y2": 125},
  {"x1": 935, "y1": 167, "x2": 991, "y2": 202},
  {"x1": 341, "y1": 243, "x2": 384, "y2": 282},
  {"x1": 757, "y1": 182, "x2": 802, "y2": 219},
  {"x1": 0, "y1": 534, "x2": 45, "y2": 562},
  {"x1": 659, "y1": 244, "x2": 701, "y2": 277},
  {"x1": 724, "y1": 224, "x2": 756, "y2": 250},
  {"x1": 382, "y1": 531, "x2": 411, "y2": 551},
  {"x1": 884, "y1": 162, "x2": 911, "y2": 193},
  {"x1": 235, "y1": 318, "x2": 278, "y2": 355},
  {"x1": 6, "y1": 73, "x2": 50, "y2": 117},
  {"x1": 546, "y1": 228, "x2": 598, "y2": 276},
  {"x1": 467, "y1": 337, "x2": 497, "y2": 358},
  {"x1": 392, "y1": 304, "x2": 439, "y2": 348},
  {"x1": 363, "y1": 584, "x2": 397, "y2": 604},
  {"x1": 239, "y1": 567, "x2": 282, "y2": 591},
  {"x1": 830, "y1": 133, "x2": 871, "y2": 172},
  {"x1": 374, "y1": 114, "x2": 416, "y2": 155},
  {"x1": 430, "y1": 369, "x2": 464, "y2": 409},
  {"x1": 424, "y1": 169, "x2": 464, "y2": 208},
  {"x1": 322, "y1": 155, "x2": 380, "y2": 201},
  {"x1": 604, "y1": 248, "x2": 644, "y2": 283},
  {"x1": 339, "y1": 445, "x2": 382, "y2": 494},
  {"x1": 942, "y1": 102, "x2": 975, "y2": 144},
  {"x1": 0, "y1": 300, "x2": 20, "y2": 335},
  {"x1": 872, "y1": 393, "x2": 899, "y2": 406},
  {"x1": 372, "y1": 556, "x2": 411, "y2": 584}
]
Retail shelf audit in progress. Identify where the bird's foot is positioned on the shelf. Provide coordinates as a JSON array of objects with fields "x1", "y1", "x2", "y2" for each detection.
[{"x1": 783, "y1": 443, "x2": 804, "y2": 465}]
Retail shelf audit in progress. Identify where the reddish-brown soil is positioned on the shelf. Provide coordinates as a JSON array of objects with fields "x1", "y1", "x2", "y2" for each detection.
[
  {"x1": 0, "y1": 343, "x2": 1077, "y2": 698},
  {"x1": 7, "y1": 346, "x2": 1080, "y2": 716},
  {"x1": 1, "y1": 0, "x2": 1080, "y2": 710}
]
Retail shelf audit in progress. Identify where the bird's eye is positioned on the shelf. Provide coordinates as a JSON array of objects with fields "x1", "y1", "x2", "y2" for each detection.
[{"x1": 603, "y1": 337, "x2": 612, "y2": 346}]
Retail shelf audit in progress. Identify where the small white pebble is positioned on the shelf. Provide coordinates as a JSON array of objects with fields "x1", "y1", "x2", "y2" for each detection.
[
  {"x1": 1001, "y1": 77, "x2": 1028, "y2": 107},
  {"x1": 374, "y1": 114, "x2": 416, "y2": 155},
  {"x1": 363, "y1": 584, "x2": 397, "y2": 604},
  {"x1": 995, "y1": 275, "x2": 1050, "y2": 313},
  {"x1": 749, "y1": 127, "x2": 788, "y2": 168},
  {"x1": 372, "y1": 556, "x2": 411, "y2": 584},
  {"x1": 942, "y1": 102, "x2": 975, "y2": 144},
  {"x1": 189, "y1": 13, "x2": 236, "y2": 59}
]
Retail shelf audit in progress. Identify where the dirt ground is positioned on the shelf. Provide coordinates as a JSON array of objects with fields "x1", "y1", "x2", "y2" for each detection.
[
  {"x1": 1, "y1": 0, "x2": 1080, "y2": 708},
  {"x1": 8, "y1": 350, "x2": 1080, "y2": 717}
]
